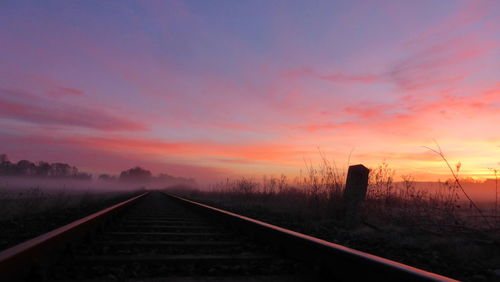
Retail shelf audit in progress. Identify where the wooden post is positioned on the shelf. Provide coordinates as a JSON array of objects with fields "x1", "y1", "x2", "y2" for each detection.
[{"x1": 343, "y1": 164, "x2": 369, "y2": 227}]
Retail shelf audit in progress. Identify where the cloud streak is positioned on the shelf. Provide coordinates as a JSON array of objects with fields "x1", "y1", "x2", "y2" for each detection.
[
  {"x1": 290, "y1": 34, "x2": 495, "y2": 92},
  {"x1": 0, "y1": 88, "x2": 146, "y2": 131}
]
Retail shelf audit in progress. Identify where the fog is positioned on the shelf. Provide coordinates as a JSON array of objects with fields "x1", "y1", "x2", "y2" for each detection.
[
  {"x1": 0, "y1": 176, "x2": 195, "y2": 195},
  {"x1": 409, "y1": 181, "x2": 497, "y2": 205}
]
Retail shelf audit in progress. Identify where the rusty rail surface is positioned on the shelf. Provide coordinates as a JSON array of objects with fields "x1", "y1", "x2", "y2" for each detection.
[
  {"x1": 165, "y1": 193, "x2": 458, "y2": 282},
  {"x1": 0, "y1": 192, "x2": 148, "y2": 281}
]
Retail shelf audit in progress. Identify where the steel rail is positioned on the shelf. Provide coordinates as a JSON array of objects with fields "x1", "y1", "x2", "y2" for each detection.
[
  {"x1": 165, "y1": 193, "x2": 458, "y2": 282},
  {"x1": 0, "y1": 191, "x2": 149, "y2": 281}
]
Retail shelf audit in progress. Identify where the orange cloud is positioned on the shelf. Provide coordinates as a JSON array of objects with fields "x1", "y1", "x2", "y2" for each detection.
[{"x1": 80, "y1": 136, "x2": 300, "y2": 165}]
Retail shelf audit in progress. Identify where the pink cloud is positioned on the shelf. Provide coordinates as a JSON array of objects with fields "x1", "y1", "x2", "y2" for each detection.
[
  {"x1": 389, "y1": 35, "x2": 495, "y2": 90},
  {"x1": 405, "y1": 1, "x2": 494, "y2": 46},
  {"x1": 343, "y1": 103, "x2": 391, "y2": 119},
  {"x1": 292, "y1": 84, "x2": 500, "y2": 147},
  {"x1": 0, "y1": 133, "x2": 231, "y2": 182},
  {"x1": 77, "y1": 136, "x2": 299, "y2": 164},
  {"x1": 0, "y1": 88, "x2": 146, "y2": 131},
  {"x1": 292, "y1": 34, "x2": 495, "y2": 92},
  {"x1": 297, "y1": 122, "x2": 352, "y2": 133},
  {"x1": 48, "y1": 87, "x2": 84, "y2": 97},
  {"x1": 282, "y1": 67, "x2": 382, "y2": 84},
  {"x1": 320, "y1": 73, "x2": 382, "y2": 84},
  {"x1": 350, "y1": 86, "x2": 500, "y2": 139}
]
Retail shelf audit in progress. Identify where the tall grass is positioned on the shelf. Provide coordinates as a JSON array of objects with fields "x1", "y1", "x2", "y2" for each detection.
[
  {"x1": 489, "y1": 168, "x2": 499, "y2": 224},
  {"x1": 171, "y1": 152, "x2": 500, "y2": 281},
  {"x1": 0, "y1": 184, "x2": 133, "y2": 221},
  {"x1": 183, "y1": 154, "x2": 500, "y2": 234},
  {"x1": 424, "y1": 143, "x2": 492, "y2": 228}
]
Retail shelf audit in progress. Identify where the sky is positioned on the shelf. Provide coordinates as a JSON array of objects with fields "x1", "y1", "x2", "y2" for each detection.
[{"x1": 0, "y1": 0, "x2": 499, "y2": 183}]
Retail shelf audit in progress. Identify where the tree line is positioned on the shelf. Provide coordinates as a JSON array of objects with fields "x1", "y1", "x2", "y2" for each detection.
[
  {"x1": 0, "y1": 154, "x2": 196, "y2": 185},
  {"x1": 100, "y1": 166, "x2": 196, "y2": 185},
  {"x1": 0, "y1": 154, "x2": 92, "y2": 180}
]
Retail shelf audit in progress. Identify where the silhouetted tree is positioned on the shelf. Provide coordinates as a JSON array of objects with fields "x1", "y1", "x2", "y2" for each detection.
[
  {"x1": 36, "y1": 161, "x2": 51, "y2": 177},
  {"x1": 119, "y1": 167, "x2": 152, "y2": 182},
  {"x1": 16, "y1": 160, "x2": 36, "y2": 176},
  {"x1": 51, "y1": 163, "x2": 72, "y2": 178},
  {"x1": 0, "y1": 154, "x2": 8, "y2": 163},
  {"x1": 0, "y1": 154, "x2": 92, "y2": 180},
  {"x1": 0, "y1": 154, "x2": 194, "y2": 183},
  {"x1": 98, "y1": 174, "x2": 116, "y2": 181},
  {"x1": 0, "y1": 154, "x2": 13, "y2": 176}
]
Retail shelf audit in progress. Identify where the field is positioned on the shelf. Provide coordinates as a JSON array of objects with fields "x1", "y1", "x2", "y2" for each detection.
[
  {"x1": 168, "y1": 162, "x2": 500, "y2": 281},
  {"x1": 0, "y1": 178, "x2": 142, "y2": 251},
  {"x1": 1, "y1": 162, "x2": 499, "y2": 281}
]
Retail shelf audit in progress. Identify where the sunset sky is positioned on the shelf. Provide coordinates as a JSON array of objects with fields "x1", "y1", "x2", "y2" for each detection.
[{"x1": 1, "y1": 0, "x2": 499, "y2": 182}]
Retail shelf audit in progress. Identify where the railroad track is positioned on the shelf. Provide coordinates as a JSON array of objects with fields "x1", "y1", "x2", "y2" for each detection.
[{"x1": 0, "y1": 191, "x2": 457, "y2": 281}]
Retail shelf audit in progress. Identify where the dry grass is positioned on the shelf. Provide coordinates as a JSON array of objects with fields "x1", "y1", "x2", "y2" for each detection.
[
  {"x1": 185, "y1": 158, "x2": 499, "y2": 234},
  {"x1": 170, "y1": 153, "x2": 500, "y2": 280},
  {"x1": 0, "y1": 183, "x2": 141, "y2": 251},
  {"x1": 0, "y1": 184, "x2": 130, "y2": 221}
]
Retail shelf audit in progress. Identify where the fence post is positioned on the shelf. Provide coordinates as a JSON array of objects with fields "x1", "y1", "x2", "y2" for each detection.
[{"x1": 343, "y1": 164, "x2": 369, "y2": 227}]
